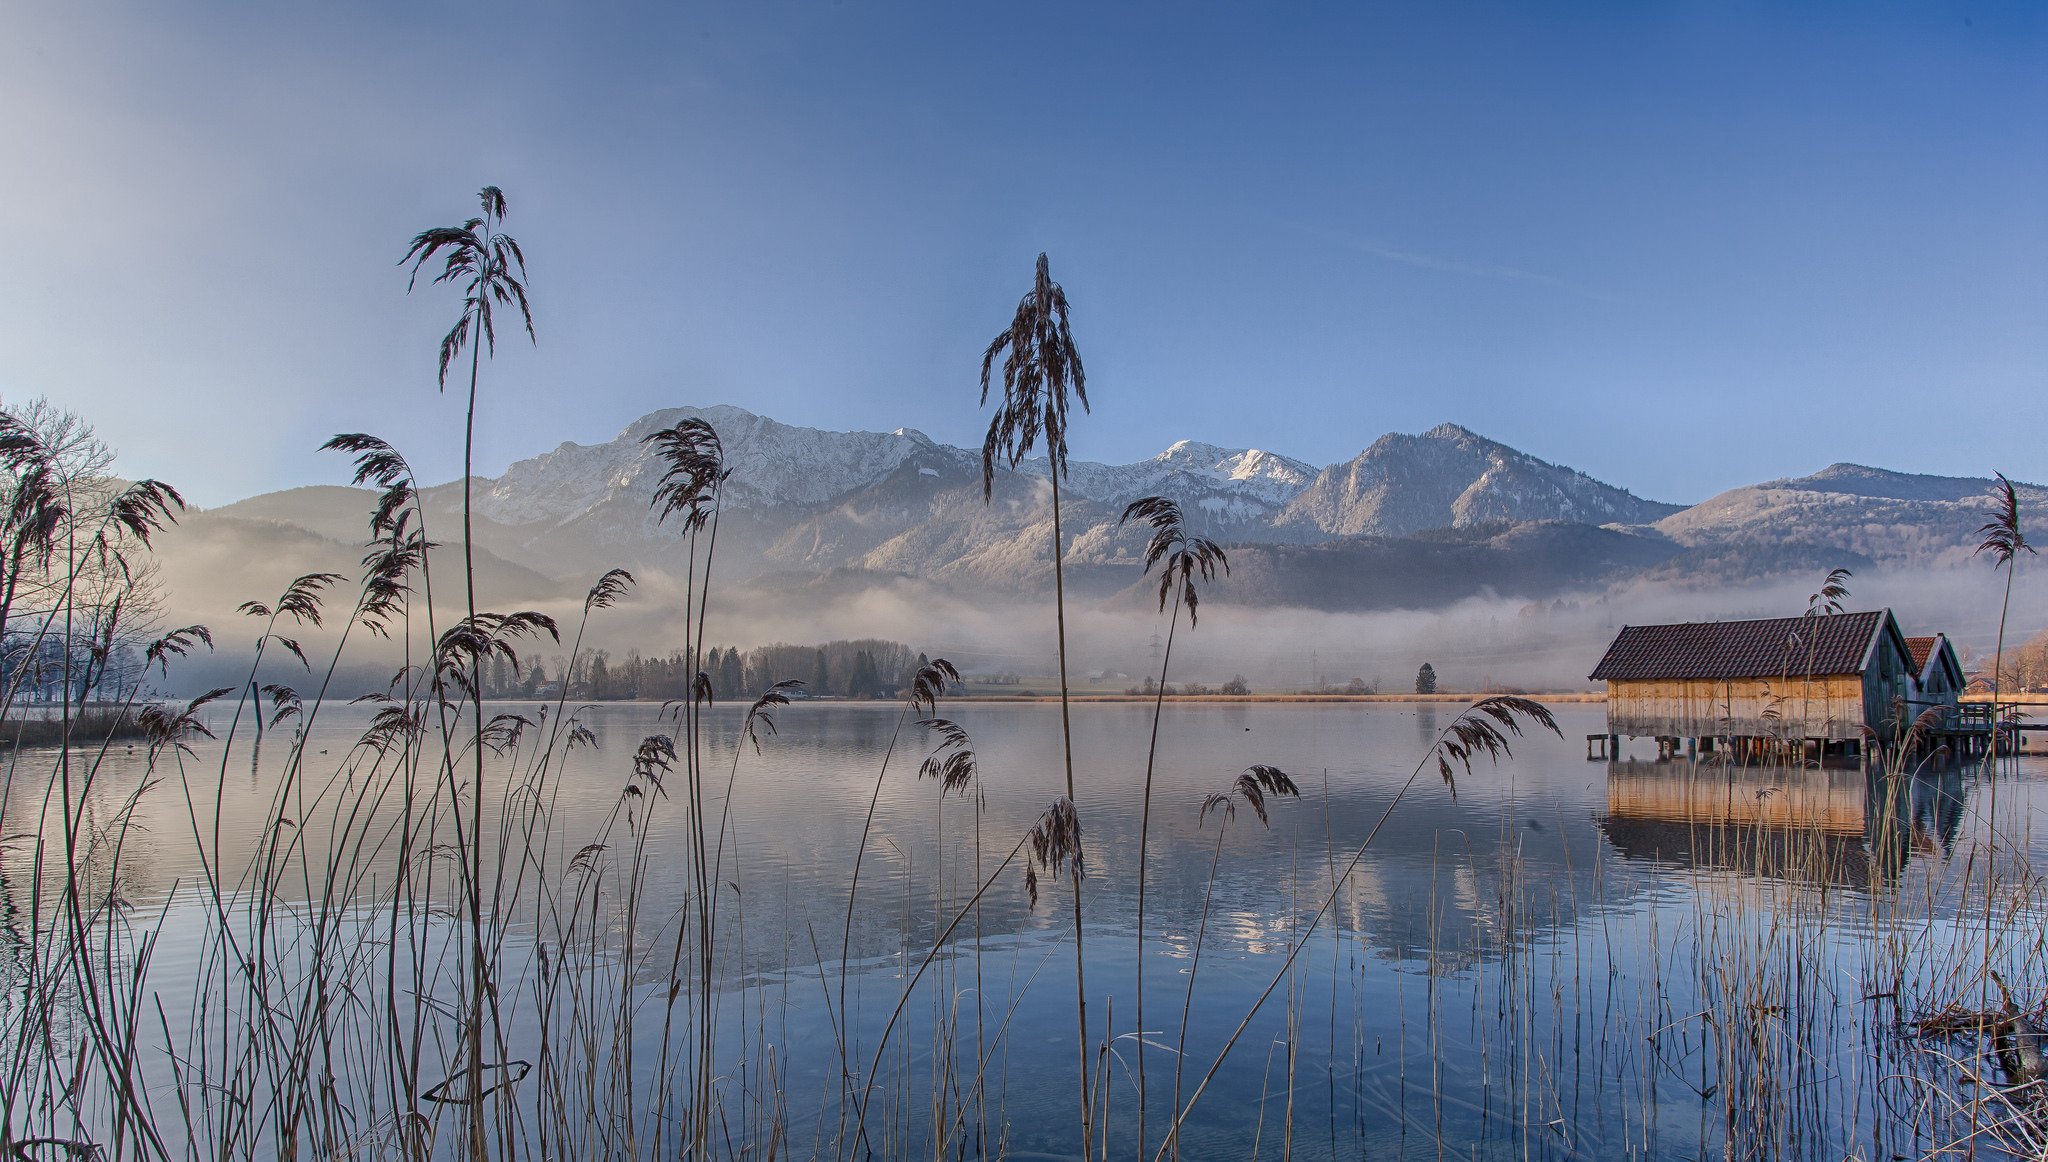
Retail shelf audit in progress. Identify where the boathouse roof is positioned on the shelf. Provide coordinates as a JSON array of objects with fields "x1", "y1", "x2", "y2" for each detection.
[
  {"x1": 1905, "y1": 636, "x2": 1938, "y2": 671},
  {"x1": 1589, "y1": 610, "x2": 1893, "y2": 682},
  {"x1": 1905, "y1": 633, "x2": 1965, "y2": 690}
]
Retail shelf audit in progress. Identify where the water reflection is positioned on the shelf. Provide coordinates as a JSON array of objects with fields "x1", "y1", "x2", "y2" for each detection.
[
  {"x1": 4, "y1": 701, "x2": 2044, "y2": 1159},
  {"x1": 1596, "y1": 757, "x2": 1966, "y2": 890}
]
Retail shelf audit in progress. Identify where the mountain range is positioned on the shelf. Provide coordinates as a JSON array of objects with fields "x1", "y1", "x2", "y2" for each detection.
[{"x1": 158, "y1": 404, "x2": 2037, "y2": 619}]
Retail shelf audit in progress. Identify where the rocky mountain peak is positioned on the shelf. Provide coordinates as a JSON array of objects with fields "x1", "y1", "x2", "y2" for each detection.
[
  {"x1": 892, "y1": 427, "x2": 938, "y2": 448},
  {"x1": 1420, "y1": 422, "x2": 1485, "y2": 442},
  {"x1": 1279, "y1": 423, "x2": 1681, "y2": 537}
]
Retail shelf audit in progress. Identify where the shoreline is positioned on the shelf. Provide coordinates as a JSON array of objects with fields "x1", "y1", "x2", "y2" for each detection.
[{"x1": 940, "y1": 692, "x2": 1607, "y2": 703}]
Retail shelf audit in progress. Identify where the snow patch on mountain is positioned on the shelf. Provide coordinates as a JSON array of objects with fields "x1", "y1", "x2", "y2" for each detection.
[
  {"x1": 475, "y1": 405, "x2": 973, "y2": 525},
  {"x1": 1016, "y1": 439, "x2": 1316, "y2": 510},
  {"x1": 1280, "y1": 423, "x2": 1681, "y2": 537}
]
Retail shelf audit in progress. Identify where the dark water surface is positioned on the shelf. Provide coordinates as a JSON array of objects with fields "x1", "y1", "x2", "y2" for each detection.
[{"x1": 11, "y1": 699, "x2": 2044, "y2": 1159}]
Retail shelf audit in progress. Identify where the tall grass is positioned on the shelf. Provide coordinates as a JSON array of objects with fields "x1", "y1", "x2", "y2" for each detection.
[
  {"x1": 979, "y1": 250, "x2": 1095, "y2": 1154},
  {"x1": 402, "y1": 186, "x2": 538, "y2": 1161},
  {"x1": 3, "y1": 217, "x2": 2044, "y2": 1162},
  {"x1": 1118, "y1": 494, "x2": 1225, "y2": 1158}
]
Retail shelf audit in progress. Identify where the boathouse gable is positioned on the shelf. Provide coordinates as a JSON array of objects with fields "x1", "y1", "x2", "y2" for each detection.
[{"x1": 1904, "y1": 634, "x2": 1965, "y2": 710}]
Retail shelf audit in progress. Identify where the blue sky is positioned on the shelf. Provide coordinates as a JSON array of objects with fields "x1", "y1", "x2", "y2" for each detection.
[{"x1": 3, "y1": 2, "x2": 2044, "y2": 507}]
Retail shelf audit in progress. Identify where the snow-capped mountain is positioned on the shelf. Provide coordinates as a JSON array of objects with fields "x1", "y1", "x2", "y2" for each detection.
[
  {"x1": 1025, "y1": 440, "x2": 1316, "y2": 533},
  {"x1": 473, "y1": 404, "x2": 976, "y2": 525},
  {"x1": 1654, "y1": 462, "x2": 2048, "y2": 567},
  {"x1": 177, "y1": 403, "x2": 2035, "y2": 615},
  {"x1": 1028, "y1": 439, "x2": 1314, "y2": 505},
  {"x1": 452, "y1": 405, "x2": 1327, "y2": 573},
  {"x1": 1277, "y1": 423, "x2": 1681, "y2": 537},
  {"x1": 476, "y1": 406, "x2": 1316, "y2": 530}
]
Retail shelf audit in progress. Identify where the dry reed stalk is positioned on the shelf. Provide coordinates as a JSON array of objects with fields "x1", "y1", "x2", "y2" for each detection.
[{"x1": 981, "y1": 251, "x2": 1094, "y2": 1153}]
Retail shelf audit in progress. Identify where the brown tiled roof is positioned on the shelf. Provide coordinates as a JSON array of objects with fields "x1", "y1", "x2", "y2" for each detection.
[
  {"x1": 1905, "y1": 636, "x2": 1937, "y2": 672},
  {"x1": 1589, "y1": 610, "x2": 1887, "y2": 681}
]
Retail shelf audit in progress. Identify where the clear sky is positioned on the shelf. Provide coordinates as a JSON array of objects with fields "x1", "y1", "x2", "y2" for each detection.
[{"x1": 3, "y1": 2, "x2": 2044, "y2": 507}]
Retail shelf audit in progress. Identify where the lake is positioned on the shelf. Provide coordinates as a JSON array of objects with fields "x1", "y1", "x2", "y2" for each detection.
[{"x1": 5, "y1": 698, "x2": 2041, "y2": 1159}]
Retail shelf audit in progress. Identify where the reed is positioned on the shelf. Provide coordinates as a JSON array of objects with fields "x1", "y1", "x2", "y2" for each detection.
[
  {"x1": 1155, "y1": 696, "x2": 1559, "y2": 1159},
  {"x1": 1977, "y1": 476, "x2": 2033, "y2": 1021},
  {"x1": 1118, "y1": 494, "x2": 1226, "y2": 1159},
  {"x1": 8, "y1": 233, "x2": 2048, "y2": 1162},
  {"x1": 6, "y1": 517, "x2": 2043, "y2": 1160},
  {"x1": 834, "y1": 655, "x2": 957, "y2": 1140},
  {"x1": 979, "y1": 250, "x2": 1096, "y2": 1155},
  {"x1": 1165, "y1": 765, "x2": 1300, "y2": 1160},
  {"x1": 401, "y1": 186, "x2": 536, "y2": 1161}
]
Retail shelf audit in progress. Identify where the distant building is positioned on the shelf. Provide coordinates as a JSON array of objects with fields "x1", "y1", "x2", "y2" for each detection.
[{"x1": 1589, "y1": 609, "x2": 1920, "y2": 746}]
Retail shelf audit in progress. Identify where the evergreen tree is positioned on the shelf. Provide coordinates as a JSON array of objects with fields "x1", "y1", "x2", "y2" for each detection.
[
  {"x1": 811, "y1": 648, "x2": 831, "y2": 696},
  {"x1": 1415, "y1": 662, "x2": 1437, "y2": 695},
  {"x1": 849, "y1": 649, "x2": 879, "y2": 698}
]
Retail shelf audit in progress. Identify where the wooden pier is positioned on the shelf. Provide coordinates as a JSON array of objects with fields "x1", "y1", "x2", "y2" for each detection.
[
  {"x1": 1588, "y1": 701, "x2": 2036, "y2": 765},
  {"x1": 1931, "y1": 702, "x2": 1999, "y2": 759}
]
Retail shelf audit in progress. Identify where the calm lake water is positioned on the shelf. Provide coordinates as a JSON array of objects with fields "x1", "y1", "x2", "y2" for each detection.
[{"x1": 9, "y1": 699, "x2": 2045, "y2": 1159}]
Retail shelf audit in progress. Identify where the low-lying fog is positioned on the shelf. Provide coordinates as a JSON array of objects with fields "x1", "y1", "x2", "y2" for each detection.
[{"x1": 149, "y1": 546, "x2": 2025, "y2": 698}]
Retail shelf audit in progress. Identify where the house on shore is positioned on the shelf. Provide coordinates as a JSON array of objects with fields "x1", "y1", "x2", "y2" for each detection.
[{"x1": 1588, "y1": 609, "x2": 1930, "y2": 755}]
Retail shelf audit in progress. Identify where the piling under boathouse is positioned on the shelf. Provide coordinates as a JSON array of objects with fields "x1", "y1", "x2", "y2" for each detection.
[{"x1": 1587, "y1": 609, "x2": 1922, "y2": 760}]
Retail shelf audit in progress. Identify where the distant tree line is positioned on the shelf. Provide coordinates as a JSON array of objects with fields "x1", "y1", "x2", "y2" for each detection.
[
  {"x1": 1296, "y1": 677, "x2": 1379, "y2": 696},
  {"x1": 1125, "y1": 674, "x2": 1251, "y2": 697},
  {"x1": 478, "y1": 638, "x2": 931, "y2": 702},
  {"x1": 1, "y1": 632, "x2": 149, "y2": 706}
]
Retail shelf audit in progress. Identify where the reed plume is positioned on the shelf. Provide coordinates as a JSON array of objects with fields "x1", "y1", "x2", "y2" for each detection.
[
  {"x1": 1199, "y1": 764, "x2": 1300, "y2": 829},
  {"x1": 1171, "y1": 764, "x2": 1302, "y2": 1153},
  {"x1": 980, "y1": 251, "x2": 1097, "y2": 1149},
  {"x1": 643, "y1": 416, "x2": 732, "y2": 1153},
  {"x1": 1806, "y1": 566, "x2": 1853, "y2": 618},
  {"x1": 742, "y1": 678, "x2": 803, "y2": 753},
  {"x1": 835, "y1": 655, "x2": 959, "y2": 1137},
  {"x1": 916, "y1": 717, "x2": 978, "y2": 795},
  {"x1": 1118, "y1": 493, "x2": 1228, "y2": 1154},
  {"x1": 1975, "y1": 471, "x2": 2033, "y2": 1085},
  {"x1": 402, "y1": 188, "x2": 535, "y2": 1158},
  {"x1": 1023, "y1": 795, "x2": 1082, "y2": 910}
]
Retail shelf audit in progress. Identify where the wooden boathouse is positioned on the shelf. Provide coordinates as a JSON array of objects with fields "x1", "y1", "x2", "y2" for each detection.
[
  {"x1": 1587, "y1": 609, "x2": 1929, "y2": 759},
  {"x1": 1905, "y1": 634, "x2": 1965, "y2": 708}
]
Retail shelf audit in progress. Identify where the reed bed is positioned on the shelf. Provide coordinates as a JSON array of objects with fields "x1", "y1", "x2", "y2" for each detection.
[
  {"x1": 0, "y1": 196, "x2": 2041, "y2": 1161},
  {"x1": 0, "y1": 708, "x2": 143, "y2": 748}
]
